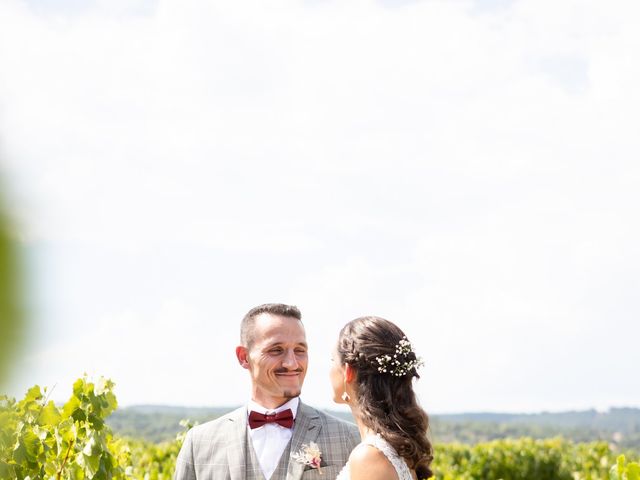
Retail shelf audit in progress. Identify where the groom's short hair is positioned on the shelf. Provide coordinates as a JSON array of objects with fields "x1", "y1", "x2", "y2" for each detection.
[{"x1": 241, "y1": 303, "x2": 302, "y2": 348}]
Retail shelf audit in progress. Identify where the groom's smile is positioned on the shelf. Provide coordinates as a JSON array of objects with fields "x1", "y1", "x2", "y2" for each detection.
[
  {"x1": 275, "y1": 369, "x2": 304, "y2": 384},
  {"x1": 236, "y1": 312, "x2": 309, "y2": 409}
]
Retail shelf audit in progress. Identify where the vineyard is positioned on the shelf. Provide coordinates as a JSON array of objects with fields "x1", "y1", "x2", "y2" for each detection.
[{"x1": 1, "y1": 377, "x2": 638, "y2": 480}]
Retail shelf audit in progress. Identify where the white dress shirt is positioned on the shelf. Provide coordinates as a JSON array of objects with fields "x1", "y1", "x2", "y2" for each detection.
[{"x1": 247, "y1": 397, "x2": 299, "y2": 479}]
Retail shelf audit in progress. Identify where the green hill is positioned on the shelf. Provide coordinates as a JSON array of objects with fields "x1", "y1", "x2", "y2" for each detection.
[{"x1": 107, "y1": 405, "x2": 640, "y2": 449}]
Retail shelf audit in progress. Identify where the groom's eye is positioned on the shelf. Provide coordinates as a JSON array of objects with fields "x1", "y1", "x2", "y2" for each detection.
[{"x1": 269, "y1": 347, "x2": 284, "y2": 354}]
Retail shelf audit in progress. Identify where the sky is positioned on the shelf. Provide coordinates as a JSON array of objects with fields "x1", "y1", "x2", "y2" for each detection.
[{"x1": 0, "y1": 0, "x2": 639, "y2": 414}]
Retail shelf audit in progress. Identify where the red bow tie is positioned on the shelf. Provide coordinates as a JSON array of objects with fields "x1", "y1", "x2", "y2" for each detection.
[{"x1": 248, "y1": 409, "x2": 295, "y2": 429}]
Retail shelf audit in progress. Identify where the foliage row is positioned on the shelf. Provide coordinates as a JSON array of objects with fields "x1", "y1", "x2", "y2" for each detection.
[
  {"x1": 0, "y1": 377, "x2": 126, "y2": 479},
  {"x1": 1, "y1": 377, "x2": 639, "y2": 479}
]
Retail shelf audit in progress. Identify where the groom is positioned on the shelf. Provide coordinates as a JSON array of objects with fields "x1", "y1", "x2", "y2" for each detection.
[{"x1": 174, "y1": 303, "x2": 360, "y2": 479}]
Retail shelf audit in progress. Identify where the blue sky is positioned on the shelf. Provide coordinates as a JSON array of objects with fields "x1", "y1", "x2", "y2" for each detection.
[{"x1": 1, "y1": 0, "x2": 639, "y2": 413}]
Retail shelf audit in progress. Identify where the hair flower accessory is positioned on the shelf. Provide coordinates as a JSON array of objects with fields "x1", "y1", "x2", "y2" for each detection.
[
  {"x1": 292, "y1": 441, "x2": 323, "y2": 474},
  {"x1": 375, "y1": 336, "x2": 424, "y2": 377}
]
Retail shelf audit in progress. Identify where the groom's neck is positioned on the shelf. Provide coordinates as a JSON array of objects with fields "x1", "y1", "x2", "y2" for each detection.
[{"x1": 251, "y1": 396, "x2": 299, "y2": 410}]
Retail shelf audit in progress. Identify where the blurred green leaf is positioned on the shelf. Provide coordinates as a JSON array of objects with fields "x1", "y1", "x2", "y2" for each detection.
[
  {"x1": 18, "y1": 430, "x2": 40, "y2": 462},
  {"x1": 38, "y1": 401, "x2": 61, "y2": 427},
  {"x1": 62, "y1": 393, "x2": 81, "y2": 420},
  {"x1": 0, "y1": 187, "x2": 24, "y2": 388},
  {"x1": 23, "y1": 386, "x2": 42, "y2": 404}
]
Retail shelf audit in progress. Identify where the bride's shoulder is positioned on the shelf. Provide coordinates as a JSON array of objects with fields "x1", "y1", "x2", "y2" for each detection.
[{"x1": 347, "y1": 442, "x2": 398, "y2": 480}]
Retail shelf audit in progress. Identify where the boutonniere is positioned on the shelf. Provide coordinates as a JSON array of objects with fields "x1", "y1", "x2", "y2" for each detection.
[{"x1": 292, "y1": 441, "x2": 323, "y2": 474}]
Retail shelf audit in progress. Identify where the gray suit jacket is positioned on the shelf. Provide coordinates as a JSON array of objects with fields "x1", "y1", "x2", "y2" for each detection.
[{"x1": 174, "y1": 401, "x2": 360, "y2": 480}]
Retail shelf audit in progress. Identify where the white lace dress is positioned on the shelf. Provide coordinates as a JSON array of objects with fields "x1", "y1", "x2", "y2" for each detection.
[{"x1": 336, "y1": 433, "x2": 414, "y2": 480}]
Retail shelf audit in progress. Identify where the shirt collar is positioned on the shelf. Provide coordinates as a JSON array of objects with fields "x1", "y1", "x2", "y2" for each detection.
[{"x1": 247, "y1": 397, "x2": 299, "y2": 419}]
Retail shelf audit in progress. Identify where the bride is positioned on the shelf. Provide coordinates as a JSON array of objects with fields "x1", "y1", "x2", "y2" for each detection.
[{"x1": 330, "y1": 316, "x2": 434, "y2": 480}]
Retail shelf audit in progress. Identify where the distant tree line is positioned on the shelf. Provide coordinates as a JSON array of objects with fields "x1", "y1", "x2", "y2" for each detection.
[{"x1": 107, "y1": 405, "x2": 640, "y2": 450}]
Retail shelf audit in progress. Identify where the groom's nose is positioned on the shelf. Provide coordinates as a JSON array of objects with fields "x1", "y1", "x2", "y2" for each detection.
[{"x1": 281, "y1": 349, "x2": 299, "y2": 370}]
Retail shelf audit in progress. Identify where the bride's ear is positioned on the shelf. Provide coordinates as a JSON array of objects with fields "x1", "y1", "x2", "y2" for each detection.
[{"x1": 344, "y1": 363, "x2": 356, "y2": 383}]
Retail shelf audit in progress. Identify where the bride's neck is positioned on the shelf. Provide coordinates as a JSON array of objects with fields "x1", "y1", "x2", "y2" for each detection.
[{"x1": 348, "y1": 404, "x2": 375, "y2": 439}]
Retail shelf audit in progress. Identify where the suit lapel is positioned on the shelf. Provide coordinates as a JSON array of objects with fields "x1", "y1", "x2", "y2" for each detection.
[
  {"x1": 286, "y1": 402, "x2": 322, "y2": 480},
  {"x1": 226, "y1": 407, "x2": 249, "y2": 480}
]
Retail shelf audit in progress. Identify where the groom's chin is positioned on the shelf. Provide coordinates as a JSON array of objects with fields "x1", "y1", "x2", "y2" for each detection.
[{"x1": 283, "y1": 389, "x2": 302, "y2": 399}]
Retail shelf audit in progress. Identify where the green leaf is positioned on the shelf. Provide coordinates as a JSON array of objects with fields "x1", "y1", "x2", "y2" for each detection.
[
  {"x1": 72, "y1": 408, "x2": 87, "y2": 423},
  {"x1": 94, "y1": 378, "x2": 110, "y2": 396},
  {"x1": 58, "y1": 417, "x2": 77, "y2": 444},
  {"x1": 43, "y1": 459, "x2": 58, "y2": 477},
  {"x1": 23, "y1": 386, "x2": 42, "y2": 404},
  {"x1": 38, "y1": 401, "x2": 61, "y2": 427},
  {"x1": 88, "y1": 413, "x2": 104, "y2": 431},
  {"x1": 24, "y1": 430, "x2": 40, "y2": 461},
  {"x1": 0, "y1": 460, "x2": 14, "y2": 479},
  {"x1": 610, "y1": 463, "x2": 621, "y2": 479},
  {"x1": 62, "y1": 394, "x2": 80, "y2": 420},
  {"x1": 77, "y1": 450, "x2": 100, "y2": 478},
  {"x1": 628, "y1": 462, "x2": 640, "y2": 480},
  {"x1": 32, "y1": 425, "x2": 47, "y2": 441},
  {"x1": 15, "y1": 429, "x2": 40, "y2": 463},
  {"x1": 102, "y1": 392, "x2": 117, "y2": 418},
  {"x1": 73, "y1": 378, "x2": 86, "y2": 398}
]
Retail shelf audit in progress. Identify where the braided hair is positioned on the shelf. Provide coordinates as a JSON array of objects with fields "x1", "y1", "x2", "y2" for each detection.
[{"x1": 338, "y1": 316, "x2": 433, "y2": 480}]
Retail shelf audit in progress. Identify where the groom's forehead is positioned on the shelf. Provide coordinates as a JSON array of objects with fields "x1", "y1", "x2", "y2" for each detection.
[
  {"x1": 252, "y1": 317, "x2": 307, "y2": 346},
  {"x1": 257, "y1": 327, "x2": 307, "y2": 345}
]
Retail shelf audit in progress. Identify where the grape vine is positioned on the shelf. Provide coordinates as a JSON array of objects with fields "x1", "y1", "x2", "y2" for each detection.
[{"x1": 1, "y1": 376, "x2": 638, "y2": 479}]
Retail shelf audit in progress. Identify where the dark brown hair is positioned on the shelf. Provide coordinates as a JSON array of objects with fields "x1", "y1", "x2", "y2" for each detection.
[
  {"x1": 337, "y1": 316, "x2": 433, "y2": 479},
  {"x1": 240, "y1": 303, "x2": 302, "y2": 347}
]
